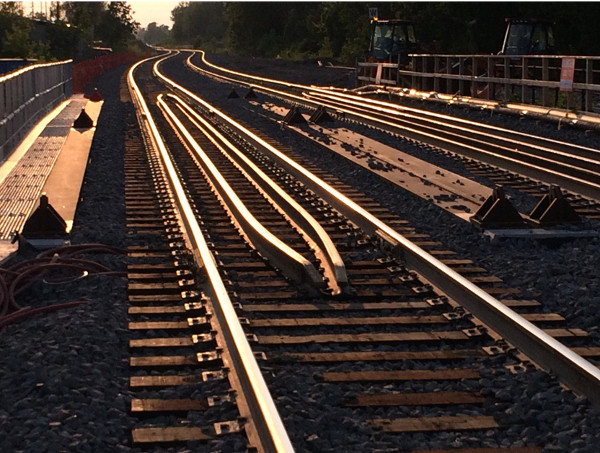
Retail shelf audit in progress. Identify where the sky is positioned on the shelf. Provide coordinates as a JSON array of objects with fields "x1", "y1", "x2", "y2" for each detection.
[
  {"x1": 129, "y1": 1, "x2": 180, "y2": 29},
  {"x1": 20, "y1": 1, "x2": 180, "y2": 29}
]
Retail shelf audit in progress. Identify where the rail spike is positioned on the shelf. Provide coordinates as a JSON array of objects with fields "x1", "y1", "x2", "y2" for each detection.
[
  {"x1": 526, "y1": 185, "x2": 581, "y2": 227},
  {"x1": 469, "y1": 186, "x2": 526, "y2": 229}
]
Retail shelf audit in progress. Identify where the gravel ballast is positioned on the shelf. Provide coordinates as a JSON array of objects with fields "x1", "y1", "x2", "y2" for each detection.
[{"x1": 1, "y1": 51, "x2": 599, "y2": 453}]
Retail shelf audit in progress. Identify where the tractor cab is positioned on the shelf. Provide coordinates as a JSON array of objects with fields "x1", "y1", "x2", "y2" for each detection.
[
  {"x1": 500, "y1": 18, "x2": 556, "y2": 55},
  {"x1": 368, "y1": 18, "x2": 417, "y2": 65}
]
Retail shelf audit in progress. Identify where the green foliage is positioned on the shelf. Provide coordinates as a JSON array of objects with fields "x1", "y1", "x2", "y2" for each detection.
[
  {"x1": 2, "y1": 18, "x2": 33, "y2": 58},
  {"x1": 138, "y1": 22, "x2": 171, "y2": 46},
  {"x1": 0, "y1": 2, "x2": 23, "y2": 15},
  {"x1": 172, "y1": 2, "x2": 226, "y2": 48},
  {"x1": 63, "y1": 1, "x2": 139, "y2": 50},
  {"x1": 0, "y1": 1, "x2": 140, "y2": 61},
  {"x1": 167, "y1": 2, "x2": 600, "y2": 64},
  {"x1": 96, "y1": 1, "x2": 139, "y2": 50}
]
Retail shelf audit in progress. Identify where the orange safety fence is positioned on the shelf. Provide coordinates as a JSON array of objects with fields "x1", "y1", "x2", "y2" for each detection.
[{"x1": 72, "y1": 52, "x2": 143, "y2": 93}]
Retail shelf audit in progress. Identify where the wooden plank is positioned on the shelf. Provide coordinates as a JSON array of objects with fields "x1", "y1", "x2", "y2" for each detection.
[
  {"x1": 128, "y1": 263, "x2": 180, "y2": 272},
  {"x1": 132, "y1": 427, "x2": 211, "y2": 443},
  {"x1": 368, "y1": 415, "x2": 498, "y2": 432},
  {"x1": 129, "y1": 374, "x2": 204, "y2": 388},
  {"x1": 429, "y1": 250, "x2": 456, "y2": 256},
  {"x1": 413, "y1": 241, "x2": 443, "y2": 247},
  {"x1": 439, "y1": 259, "x2": 472, "y2": 265},
  {"x1": 243, "y1": 301, "x2": 431, "y2": 312},
  {"x1": 453, "y1": 267, "x2": 488, "y2": 274},
  {"x1": 238, "y1": 291, "x2": 297, "y2": 300},
  {"x1": 274, "y1": 349, "x2": 485, "y2": 363},
  {"x1": 258, "y1": 331, "x2": 468, "y2": 345},
  {"x1": 411, "y1": 447, "x2": 541, "y2": 453},
  {"x1": 355, "y1": 288, "x2": 426, "y2": 298},
  {"x1": 350, "y1": 277, "x2": 409, "y2": 286},
  {"x1": 127, "y1": 272, "x2": 179, "y2": 281},
  {"x1": 128, "y1": 306, "x2": 187, "y2": 315},
  {"x1": 520, "y1": 313, "x2": 565, "y2": 322},
  {"x1": 129, "y1": 294, "x2": 185, "y2": 304},
  {"x1": 484, "y1": 287, "x2": 520, "y2": 295},
  {"x1": 499, "y1": 299, "x2": 541, "y2": 307},
  {"x1": 131, "y1": 398, "x2": 208, "y2": 412},
  {"x1": 348, "y1": 391, "x2": 484, "y2": 406},
  {"x1": 347, "y1": 268, "x2": 398, "y2": 275},
  {"x1": 128, "y1": 282, "x2": 181, "y2": 292},
  {"x1": 571, "y1": 347, "x2": 600, "y2": 357},
  {"x1": 128, "y1": 321, "x2": 189, "y2": 330},
  {"x1": 130, "y1": 355, "x2": 197, "y2": 367},
  {"x1": 324, "y1": 368, "x2": 480, "y2": 382},
  {"x1": 467, "y1": 276, "x2": 503, "y2": 283},
  {"x1": 345, "y1": 260, "x2": 388, "y2": 269},
  {"x1": 129, "y1": 337, "x2": 194, "y2": 348},
  {"x1": 235, "y1": 280, "x2": 289, "y2": 288},
  {"x1": 544, "y1": 328, "x2": 588, "y2": 338},
  {"x1": 250, "y1": 315, "x2": 448, "y2": 328}
]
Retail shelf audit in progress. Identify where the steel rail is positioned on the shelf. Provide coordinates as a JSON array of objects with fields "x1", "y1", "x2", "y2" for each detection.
[
  {"x1": 190, "y1": 50, "x2": 600, "y2": 163},
  {"x1": 304, "y1": 90, "x2": 600, "y2": 179},
  {"x1": 188, "y1": 51, "x2": 600, "y2": 200},
  {"x1": 128, "y1": 54, "x2": 295, "y2": 453},
  {"x1": 156, "y1": 93, "x2": 325, "y2": 290},
  {"x1": 302, "y1": 90, "x2": 600, "y2": 200},
  {"x1": 164, "y1": 93, "x2": 348, "y2": 294},
  {"x1": 329, "y1": 89, "x2": 600, "y2": 163},
  {"x1": 155, "y1": 54, "x2": 600, "y2": 408}
]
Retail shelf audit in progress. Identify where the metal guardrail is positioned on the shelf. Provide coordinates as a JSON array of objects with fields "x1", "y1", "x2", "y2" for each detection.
[
  {"x1": 0, "y1": 60, "x2": 72, "y2": 163},
  {"x1": 357, "y1": 54, "x2": 600, "y2": 115}
]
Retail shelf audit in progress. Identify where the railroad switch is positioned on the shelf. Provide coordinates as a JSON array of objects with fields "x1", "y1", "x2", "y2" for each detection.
[
  {"x1": 525, "y1": 185, "x2": 581, "y2": 226},
  {"x1": 469, "y1": 186, "x2": 527, "y2": 229}
]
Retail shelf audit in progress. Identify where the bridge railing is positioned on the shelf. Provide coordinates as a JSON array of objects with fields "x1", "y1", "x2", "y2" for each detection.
[
  {"x1": 0, "y1": 60, "x2": 72, "y2": 163},
  {"x1": 357, "y1": 54, "x2": 600, "y2": 115}
]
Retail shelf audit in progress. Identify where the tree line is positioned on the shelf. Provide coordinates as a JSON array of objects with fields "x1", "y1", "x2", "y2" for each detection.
[
  {"x1": 2, "y1": 2, "x2": 600, "y2": 64},
  {"x1": 0, "y1": 1, "x2": 139, "y2": 61},
  {"x1": 163, "y1": 2, "x2": 600, "y2": 62}
]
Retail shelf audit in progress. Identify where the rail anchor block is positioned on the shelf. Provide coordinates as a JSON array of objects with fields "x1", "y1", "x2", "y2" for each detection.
[
  {"x1": 525, "y1": 185, "x2": 580, "y2": 227},
  {"x1": 469, "y1": 186, "x2": 526, "y2": 229}
]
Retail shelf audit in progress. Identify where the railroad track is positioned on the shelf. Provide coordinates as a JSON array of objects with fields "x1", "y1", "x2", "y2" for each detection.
[
  {"x1": 186, "y1": 50, "x2": 600, "y2": 222},
  {"x1": 121, "y1": 51, "x2": 600, "y2": 452}
]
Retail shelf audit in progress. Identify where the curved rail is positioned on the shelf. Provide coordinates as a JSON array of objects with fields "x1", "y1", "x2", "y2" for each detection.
[
  {"x1": 162, "y1": 93, "x2": 348, "y2": 294},
  {"x1": 157, "y1": 51, "x2": 600, "y2": 408},
  {"x1": 157, "y1": 93, "x2": 323, "y2": 289},
  {"x1": 128, "y1": 53, "x2": 295, "y2": 453}
]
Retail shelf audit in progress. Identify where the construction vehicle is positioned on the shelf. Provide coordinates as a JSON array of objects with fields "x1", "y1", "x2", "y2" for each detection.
[
  {"x1": 500, "y1": 18, "x2": 556, "y2": 55},
  {"x1": 367, "y1": 18, "x2": 418, "y2": 66},
  {"x1": 355, "y1": 17, "x2": 418, "y2": 87}
]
